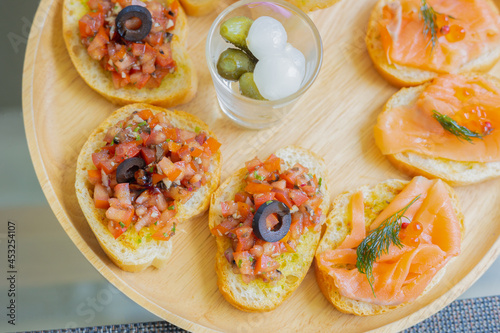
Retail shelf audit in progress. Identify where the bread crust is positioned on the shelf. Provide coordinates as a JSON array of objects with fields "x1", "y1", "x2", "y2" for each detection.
[
  {"x1": 209, "y1": 146, "x2": 331, "y2": 312},
  {"x1": 366, "y1": 0, "x2": 500, "y2": 87},
  {"x1": 378, "y1": 73, "x2": 500, "y2": 186},
  {"x1": 62, "y1": 0, "x2": 197, "y2": 107},
  {"x1": 75, "y1": 103, "x2": 221, "y2": 272},
  {"x1": 315, "y1": 179, "x2": 464, "y2": 316}
]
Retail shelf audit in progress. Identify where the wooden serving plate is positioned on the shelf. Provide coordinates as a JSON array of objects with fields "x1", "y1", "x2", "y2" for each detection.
[{"x1": 23, "y1": 0, "x2": 500, "y2": 331}]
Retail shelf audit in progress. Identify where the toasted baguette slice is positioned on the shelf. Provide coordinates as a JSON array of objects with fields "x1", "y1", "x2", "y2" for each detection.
[
  {"x1": 179, "y1": 0, "x2": 220, "y2": 16},
  {"x1": 366, "y1": 0, "x2": 500, "y2": 87},
  {"x1": 209, "y1": 146, "x2": 331, "y2": 312},
  {"x1": 315, "y1": 179, "x2": 464, "y2": 316},
  {"x1": 285, "y1": 0, "x2": 342, "y2": 12},
  {"x1": 378, "y1": 73, "x2": 500, "y2": 186},
  {"x1": 63, "y1": 0, "x2": 197, "y2": 108},
  {"x1": 75, "y1": 103, "x2": 221, "y2": 272}
]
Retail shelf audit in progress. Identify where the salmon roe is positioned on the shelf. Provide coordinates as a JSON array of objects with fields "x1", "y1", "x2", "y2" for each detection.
[
  {"x1": 446, "y1": 25, "x2": 466, "y2": 43},
  {"x1": 400, "y1": 221, "x2": 423, "y2": 247}
]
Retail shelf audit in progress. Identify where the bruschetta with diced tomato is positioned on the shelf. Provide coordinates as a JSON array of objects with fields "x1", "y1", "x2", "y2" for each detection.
[
  {"x1": 209, "y1": 146, "x2": 331, "y2": 311},
  {"x1": 75, "y1": 103, "x2": 221, "y2": 272}
]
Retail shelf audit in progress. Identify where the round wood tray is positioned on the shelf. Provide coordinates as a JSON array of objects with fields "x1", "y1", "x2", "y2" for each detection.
[{"x1": 22, "y1": 0, "x2": 500, "y2": 331}]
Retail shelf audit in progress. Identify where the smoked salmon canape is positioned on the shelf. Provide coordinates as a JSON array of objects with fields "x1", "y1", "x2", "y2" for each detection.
[
  {"x1": 209, "y1": 146, "x2": 331, "y2": 312},
  {"x1": 366, "y1": 0, "x2": 500, "y2": 87},
  {"x1": 375, "y1": 73, "x2": 500, "y2": 186},
  {"x1": 75, "y1": 104, "x2": 221, "y2": 272},
  {"x1": 315, "y1": 177, "x2": 463, "y2": 316}
]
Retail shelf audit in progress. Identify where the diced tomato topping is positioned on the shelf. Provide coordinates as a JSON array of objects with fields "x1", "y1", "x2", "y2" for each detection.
[
  {"x1": 237, "y1": 202, "x2": 251, "y2": 218},
  {"x1": 106, "y1": 205, "x2": 134, "y2": 226},
  {"x1": 233, "y1": 251, "x2": 254, "y2": 275},
  {"x1": 271, "y1": 188, "x2": 294, "y2": 208},
  {"x1": 140, "y1": 147, "x2": 156, "y2": 165},
  {"x1": 87, "y1": 27, "x2": 109, "y2": 61},
  {"x1": 164, "y1": 127, "x2": 179, "y2": 141},
  {"x1": 94, "y1": 183, "x2": 109, "y2": 209},
  {"x1": 289, "y1": 189, "x2": 309, "y2": 207},
  {"x1": 263, "y1": 154, "x2": 281, "y2": 172},
  {"x1": 244, "y1": 182, "x2": 273, "y2": 194},
  {"x1": 245, "y1": 158, "x2": 262, "y2": 172},
  {"x1": 114, "y1": 183, "x2": 132, "y2": 207},
  {"x1": 115, "y1": 142, "x2": 141, "y2": 161},
  {"x1": 280, "y1": 163, "x2": 308, "y2": 186},
  {"x1": 151, "y1": 173, "x2": 167, "y2": 184},
  {"x1": 92, "y1": 150, "x2": 116, "y2": 174},
  {"x1": 235, "y1": 227, "x2": 255, "y2": 252},
  {"x1": 254, "y1": 255, "x2": 279, "y2": 275},
  {"x1": 158, "y1": 157, "x2": 182, "y2": 181},
  {"x1": 87, "y1": 169, "x2": 102, "y2": 185},
  {"x1": 152, "y1": 218, "x2": 177, "y2": 241},
  {"x1": 79, "y1": 11, "x2": 104, "y2": 38},
  {"x1": 253, "y1": 192, "x2": 276, "y2": 210},
  {"x1": 202, "y1": 137, "x2": 221, "y2": 156},
  {"x1": 290, "y1": 214, "x2": 304, "y2": 240},
  {"x1": 265, "y1": 214, "x2": 280, "y2": 230},
  {"x1": 271, "y1": 180, "x2": 286, "y2": 190},
  {"x1": 211, "y1": 217, "x2": 239, "y2": 236},
  {"x1": 221, "y1": 201, "x2": 238, "y2": 217},
  {"x1": 235, "y1": 192, "x2": 252, "y2": 203}
]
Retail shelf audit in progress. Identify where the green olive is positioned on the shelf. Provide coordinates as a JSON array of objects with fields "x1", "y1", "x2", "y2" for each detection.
[
  {"x1": 216, "y1": 49, "x2": 256, "y2": 81},
  {"x1": 239, "y1": 72, "x2": 265, "y2": 100},
  {"x1": 220, "y1": 16, "x2": 254, "y2": 50}
]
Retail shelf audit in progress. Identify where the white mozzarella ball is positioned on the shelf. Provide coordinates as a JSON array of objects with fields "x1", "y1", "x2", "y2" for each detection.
[
  {"x1": 253, "y1": 56, "x2": 302, "y2": 101},
  {"x1": 246, "y1": 16, "x2": 287, "y2": 60},
  {"x1": 283, "y1": 43, "x2": 306, "y2": 80}
]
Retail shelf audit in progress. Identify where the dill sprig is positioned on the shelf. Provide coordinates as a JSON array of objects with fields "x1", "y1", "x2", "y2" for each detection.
[
  {"x1": 420, "y1": 0, "x2": 439, "y2": 50},
  {"x1": 356, "y1": 195, "x2": 421, "y2": 297},
  {"x1": 432, "y1": 110, "x2": 485, "y2": 143}
]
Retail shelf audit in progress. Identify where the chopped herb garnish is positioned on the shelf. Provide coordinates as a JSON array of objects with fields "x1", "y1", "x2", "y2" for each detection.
[
  {"x1": 135, "y1": 134, "x2": 141, "y2": 141},
  {"x1": 171, "y1": 224, "x2": 176, "y2": 233},
  {"x1": 266, "y1": 200, "x2": 273, "y2": 205},
  {"x1": 318, "y1": 177, "x2": 323, "y2": 187},
  {"x1": 356, "y1": 195, "x2": 421, "y2": 297},
  {"x1": 195, "y1": 126, "x2": 201, "y2": 134},
  {"x1": 420, "y1": 0, "x2": 439, "y2": 50},
  {"x1": 163, "y1": 232, "x2": 168, "y2": 238},
  {"x1": 119, "y1": 222, "x2": 125, "y2": 228},
  {"x1": 168, "y1": 205, "x2": 175, "y2": 210},
  {"x1": 137, "y1": 238, "x2": 142, "y2": 244},
  {"x1": 432, "y1": 110, "x2": 486, "y2": 143},
  {"x1": 238, "y1": 259, "x2": 242, "y2": 268},
  {"x1": 254, "y1": 171, "x2": 264, "y2": 181}
]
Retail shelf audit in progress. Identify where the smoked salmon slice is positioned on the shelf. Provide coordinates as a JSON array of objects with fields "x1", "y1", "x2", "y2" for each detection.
[
  {"x1": 317, "y1": 177, "x2": 461, "y2": 306},
  {"x1": 375, "y1": 74, "x2": 500, "y2": 163},
  {"x1": 379, "y1": 0, "x2": 500, "y2": 73}
]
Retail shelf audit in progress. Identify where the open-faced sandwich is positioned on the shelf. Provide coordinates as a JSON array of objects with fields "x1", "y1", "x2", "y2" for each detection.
[
  {"x1": 209, "y1": 146, "x2": 331, "y2": 311},
  {"x1": 375, "y1": 73, "x2": 500, "y2": 186},
  {"x1": 75, "y1": 103, "x2": 221, "y2": 272},
  {"x1": 315, "y1": 176, "x2": 463, "y2": 315},
  {"x1": 284, "y1": 0, "x2": 342, "y2": 12},
  {"x1": 366, "y1": 0, "x2": 500, "y2": 86},
  {"x1": 63, "y1": 0, "x2": 197, "y2": 107}
]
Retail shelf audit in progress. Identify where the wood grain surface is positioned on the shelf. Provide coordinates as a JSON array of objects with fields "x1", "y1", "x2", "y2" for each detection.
[{"x1": 22, "y1": 0, "x2": 500, "y2": 332}]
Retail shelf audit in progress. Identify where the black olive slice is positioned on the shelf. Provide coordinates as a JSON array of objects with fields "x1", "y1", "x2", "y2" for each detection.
[
  {"x1": 253, "y1": 200, "x2": 291, "y2": 243},
  {"x1": 116, "y1": 5, "x2": 152, "y2": 42},
  {"x1": 116, "y1": 157, "x2": 146, "y2": 183}
]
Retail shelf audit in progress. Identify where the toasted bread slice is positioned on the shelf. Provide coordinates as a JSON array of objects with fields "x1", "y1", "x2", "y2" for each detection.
[
  {"x1": 366, "y1": 0, "x2": 500, "y2": 87},
  {"x1": 179, "y1": 0, "x2": 220, "y2": 16},
  {"x1": 75, "y1": 103, "x2": 221, "y2": 272},
  {"x1": 315, "y1": 179, "x2": 464, "y2": 316},
  {"x1": 63, "y1": 0, "x2": 197, "y2": 108},
  {"x1": 377, "y1": 73, "x2": 500, "y2": 186},
  {"x1": 209, "y1": 146, "x2": 331, "y2": 312}
]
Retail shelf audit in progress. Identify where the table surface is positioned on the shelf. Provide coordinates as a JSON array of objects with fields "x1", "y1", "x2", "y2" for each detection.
[{"x1": 1, "y1": 105, "x2": 499, "y2": 332}]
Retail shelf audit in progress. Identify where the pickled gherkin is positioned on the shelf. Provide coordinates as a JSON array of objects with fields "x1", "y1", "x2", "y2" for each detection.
[
  {"x1": 239, "y1": 73, "x2": 266, "y2": 100},
  {"x1": 220, "y1": 16, "x2": 254, "y2": 50},
  {"x1": 216, "y1": 49, "x2": 256, "y2": 81}
]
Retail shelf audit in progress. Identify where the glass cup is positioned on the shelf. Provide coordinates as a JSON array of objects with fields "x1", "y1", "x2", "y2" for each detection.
[{"x1": 206, "y1": 0, "x2": 323, "y2": 129}]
